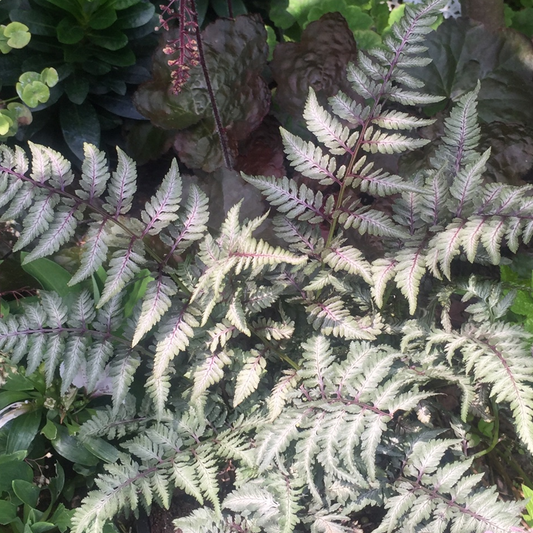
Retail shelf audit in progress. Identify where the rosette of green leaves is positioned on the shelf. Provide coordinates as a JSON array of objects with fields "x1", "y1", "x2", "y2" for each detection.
[{"x1": 1, "y1": 0, "x2": 157, "y2": 158}]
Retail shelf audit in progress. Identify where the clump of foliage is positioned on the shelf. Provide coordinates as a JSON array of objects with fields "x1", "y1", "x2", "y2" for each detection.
[
  {"x1": 0, "y1": 0, "x2": 156, "y2": 158},
  {"x1": 0, "y1": 21, "x2": 58, "y2": 140},
  {"x1": 1, "y1": 1, "x2": 533, "y2": 531}
]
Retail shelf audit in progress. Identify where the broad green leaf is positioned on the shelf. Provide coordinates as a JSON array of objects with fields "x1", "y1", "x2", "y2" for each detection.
[
  {"x1": 20, "y1": 254, "x2": 74, "y2": 297},
  {"x1": 60, "y1": 101, "x2": 100, "y2": 161},
  {"x1": 116, "y1": 2, "x2": 155, "y2": 29},
  {"x1": 56, "y1": 17, "x2": 85, "y2": 44},
  {"x1": 51, "y1": 425, "x2": 100, "y2": 466},
  {"x1": 6, "y1": 409, "x2": 42, "y2": 454},
  {"x1": 0, "y1": 500, "x2": 17, "y2": 525},
  {"x1": 89, "y1": 7, "x2": 118, "y2": 30},
  {"x1": 12, "y1": 479, "x2": 39, "y2": 509}
]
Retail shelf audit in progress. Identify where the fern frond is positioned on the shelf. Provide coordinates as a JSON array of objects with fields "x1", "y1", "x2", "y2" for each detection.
[
  {"x1": 69, "y1": 218, "x2": 111, "y2": 285},
  {"x1": 78, "y1": 143, "x2": 111, "y2": 201},
  {"x1": 303, "y1": 88, "x2": 356, "y2": 155},
  {"x1": 161, "y1": 184, "x2": 209, "y2": 255},
  {"x1": 321, "y1": 243, "x2": 372, "y2": 284},
  {"x1": 280, "y1": 129, "x2": 339, "y2": 185},
  {"x1": 132, "y1": 275, "x2": 177, "y2": 346},
  {"x1": 233, "y1": 350, "x2": 267, "y2": 406},
  {"x1": 306, "y1": 295, "x2": 380, "y2": 340},
  {"x1": 103, "y1": 147, "x2": 137, "y2": 216},
  {"x1": 191, "y1": 350, "x2": 231, "y2": 400},
  {"x1": 241, "y1": 174, "x2": 327, "y2": 224},
  {"x1": 328, "y1": 91, "x2": 369, "y2": 127},
  {"x1": 362, "y1": 126, "x2": 429, "y2": 154},
  {"x1": 372, "y1": 110, "x2": 435, "y2": 131},
  {"x1": 140, "y1": 159, "x2": 182, "y2": 235}
]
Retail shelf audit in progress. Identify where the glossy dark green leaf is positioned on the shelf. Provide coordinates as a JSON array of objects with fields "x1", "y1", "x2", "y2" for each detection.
[
  {"x1": 56, "y1": 17, "x2": 85, "y2": 44},
  {"x1": 0, "y1": 501, "x2": 17, "y2": 525},
  {"x1": 0, "y1": 460, "x2": 33, "y2": 493},
  {"x1": 115, "y1": 0, "x2": 141, "y2": 9},
  {"x1": 51, "y1": 424, "x2": 100, "y2": 466},
  {"x1": 43, "y1": 0, "x2": 82, "y2": 17},
  {"x1": 88, "y1": 29, "x2": 128, "y2": 50},
  {"x1": 89, "y1": 7, "x2": 117, "y2": 30},
  {"x1": 82, "y1": 59, "x2": 112, "y2": 76},
  {"x1": 98, "y1": 94, "x2": 144, "y2": 119},
  {"x1": 0, "y1": 451, "x2": 28, "y2": 466},
  {"x1": 6, "y1": 409, "x2": 42, "y2": 454},
  {"x1": 30, "y1": 522, "x2": 57, "y2": 533},
  {"x1": 60, "y1": 100, "x2": 100, "y2": 160},
  {"x1": 116, "y1": 2, "x2": 155, "y2": 29},
  {"x1": 211, "y1": 0, "x2": 247, "y2": 17},
  {"x1": 64, "y1": 73, "x2": 90, "y2": 105},
  {"x1": 0, "y1": 391, "x2": 32, "y2": 411},
  {"x1": 97, "y1": 48, "x2": 136, "y2": 67},
  {"x1": 12, "y1": 480, "x2": 39, "y2": 509},
  {"x1": 9, "y1": 9, "x2": 56, "y2": 37}
]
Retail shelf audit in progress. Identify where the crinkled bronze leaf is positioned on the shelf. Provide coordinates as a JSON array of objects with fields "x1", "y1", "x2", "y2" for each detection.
[
  {"x1": 410, "y1": 18, "x2": 533, "y2": 124},
  {"x1": 270, "y1": 12, "x2": 358, "y2": 118},
  {"x1": 134, "y1": 14, "x2": 270, "y2": 171},
  {"x1": 479, "y1": 122, "x2": 533, "y2": 185},
  {"x1": 235, "y1": 116, "x2": 285, "y2": 179}
]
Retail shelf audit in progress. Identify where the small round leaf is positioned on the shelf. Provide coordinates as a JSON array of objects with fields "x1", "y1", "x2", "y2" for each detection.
[
  {"x1": 40, "y1": 67, "x2": 59, "y2": 87},
  {"x1": 4, "y1": 22, "x2": 31, "y2": 49}
]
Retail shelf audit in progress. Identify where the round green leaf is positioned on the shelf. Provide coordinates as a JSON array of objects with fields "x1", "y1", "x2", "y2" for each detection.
[
  {"x1": 20, "y1": 81, "x2": 50, "y2": 108},
  {"x1": 0, "y1": 112, "x2": 13, "y2": 136},
  {"x1": 56, "y1": 17, "x2": 85, "y2": 44},
  {"x1": 4, "y1": 22, "x2": 31, "y2": 49},
  {"x1": 40, "y1": 67, "x2": 58, "y2": 88},
  {"x1": 7, "y1": 102, "x2": 33, "y2": 126}
]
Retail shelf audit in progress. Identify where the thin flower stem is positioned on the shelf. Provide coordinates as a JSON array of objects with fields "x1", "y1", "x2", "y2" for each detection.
[{"x1": 189, "y1": 0, "x2": 233, "y2": 169}]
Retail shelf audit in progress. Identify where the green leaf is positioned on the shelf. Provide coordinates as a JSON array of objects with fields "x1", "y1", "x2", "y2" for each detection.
[
  {"x1": 0, "y1": 113, "x2": 13, "y2": 136},
  {"x1": 0, "y1": 460, "x2": 33, "y2": 494},
  {"x1": 3, "y1": 22, "x2": 31, "y2": 49},
  {"x1": 12, "y1": 479, "x2": 39, "y2": 509},
  {"x1": 9, "y1": 10, "x2": 56, "y2": 37},
  {"x1": 123, "y1": 269, "x2": 153, "y2": 318},
  {"x1": 6, "y1": 409, "x2": 42, "y2": 454},
  {"x1": 51, "y1": 424, "x2": 100, "y2": 466},
  {"x1": 56, "y1": 17, "x2": 85, "y2": 44},
  {"x1": 20, "y1": 254, "x2": 74, "y2": 297},
  {"x1": 89, "y1": 7, "x2": 118, "y2": 30},
  {"x1": 116, "y1": 2, "x2": 155, "y2": 29},
  {"x1": 41, "y1": 418, "x2": 58, "y2": 440},
  {"x1": 60, "y1": 101, "x2": 101, "y2": 160},
  {"x1": 0, "y1": 501, "x2": 17, "y2": 525},
  {"x1": 64, "y1": 73, "x2": 90, "y2": 105},
  {"x1": 88, "y1": 29, "x2": 128, "y2": 51},
  {"x1": 40, "y1": 68, "x2": 58, "y2": 88},
  {"x1": 82, "y1": 437, "x2": 120, "y2": 463}
]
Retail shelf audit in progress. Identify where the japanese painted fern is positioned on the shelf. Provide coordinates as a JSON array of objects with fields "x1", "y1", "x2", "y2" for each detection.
[{"x1": 1, "y1": 0, "x2": 533, "y2": 531}]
